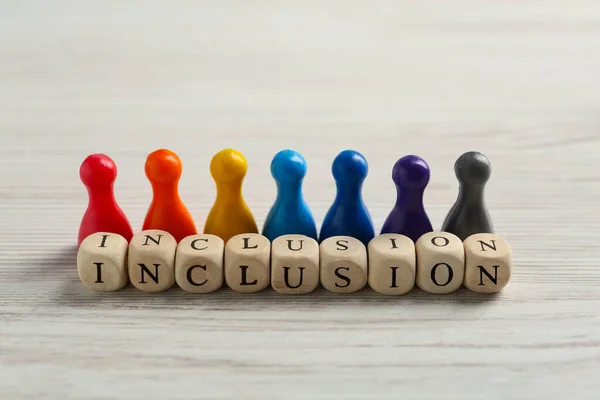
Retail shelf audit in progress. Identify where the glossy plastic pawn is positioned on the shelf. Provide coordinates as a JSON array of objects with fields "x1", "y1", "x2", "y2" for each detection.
[
  {"x1": 263, "y1": 150, "x2": 317, "y2": 241},
  {"x1": 380, "y1": 155, "x2": 433, "y2": 242},
  {"x1": 78, "y1": 154, "x2": 133, "y2": 246},
  {"x1": 319, "y1": 150, "x2": 375, "y2": 246},
  {"x1": 442, "y1": 151, "x2": 494, "y2": 241},
  {"x1": 142, "y1": 149, "x2": 197, "y2": 242},
  {"x1": 204, "y1": 148, "x2": 258, "y2": 243}
]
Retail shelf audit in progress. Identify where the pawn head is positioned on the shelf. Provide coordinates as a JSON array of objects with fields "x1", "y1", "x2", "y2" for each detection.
[
  {"x1": 454, "y1": 151, "x2": 491, "y2": 185},
  {"x1": 145, "y1": 149, "x2": 182, "y2": 184},
  {"x1": 271, "y1": 149, "x2": 307, "y2": 183},
  {"x1": 332, "y1": 150, "x2": 369, "y2": 184},
  {"x1": 392, "y1": 155, "x2": 431, "y2": 190},
  {"x1": 210, "y1": 148, "x2": 248, "y2": 183},
  {"x1": 80, "y1": 153, "x2": 117, "y2": 188}
]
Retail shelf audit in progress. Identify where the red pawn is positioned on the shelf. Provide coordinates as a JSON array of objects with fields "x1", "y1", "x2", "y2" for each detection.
[{"x1": 78, "y1": 154, "x2": 134, "y2": 246}]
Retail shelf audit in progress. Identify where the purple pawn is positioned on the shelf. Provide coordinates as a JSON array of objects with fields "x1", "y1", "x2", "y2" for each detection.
[{"x1": 380, "y1": 155, "x2": 433, "y2": 242}]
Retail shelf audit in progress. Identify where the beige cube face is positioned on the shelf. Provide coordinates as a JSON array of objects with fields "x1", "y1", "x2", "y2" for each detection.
[
  {"x1": 271, "y1": 234, "x2": 319, "y2": 295},
  {"x1": 128, "y1": 230, "x2": 177, "y2": 292},
  {"x1": 416, "y1": 232, "x2": 465, "y2": 294},
  {"x1": 463, "y1": 233, "x2": 512, "y2": 293},
  {"x1": 77, "y1": 232, "x2": 129, "y2": 292},
  {"x1": 175, "y1": 234, "x2": 224, "y2": 293},
  {"x1": 225, "y1": 233, "x2": 271, "y2": 293},
  {"x1": 320, "y1": 236, "x2": 367, "y2": 294},
  {"x1": 367, "y1": 234, "x2": 415, "y2": 295}
]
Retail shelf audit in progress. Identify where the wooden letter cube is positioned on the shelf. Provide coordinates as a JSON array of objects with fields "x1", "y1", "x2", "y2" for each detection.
[
  {"x1": 367, "y1": 234, "x2": 415, "y2": 295},
  {"x1": 175, "y1": 234, "x2": 224, "y2": 293},
  {"x1": 77, "y1": 232, "x2": 129, "y2": 291},
  {"x1": 320, "y1": 236, "x2": 367, "y2": 294},
  {"x1": 271, "y1": 234, "x2": 319, "y2": 295},
  {"x1": 128, "y1": 230, "x2": 177, "y2": 292},
  {"x1": 225, "y1": 233, "x2": 271, "y2": 293},
  {"x1": 463, "y1": 233, "x2": 512, "y2": 293},
  {"x1": 416, "y1": 232, "x2": 465, "y2": 294}
]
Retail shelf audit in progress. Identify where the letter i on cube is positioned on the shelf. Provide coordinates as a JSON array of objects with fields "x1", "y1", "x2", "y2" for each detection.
[
  {"x1": 367, "y1": 234, "x2": 416, "y2": 295},
  {"x1": 77, "y1": 232, "x2": 129, "y2": 292}
]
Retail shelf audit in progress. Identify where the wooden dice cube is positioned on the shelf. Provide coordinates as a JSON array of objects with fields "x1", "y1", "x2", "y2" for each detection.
[
  {"x1": 271, "y1": 234, "x2": 319, "y2": 294},
  {"x1": 77, "y1": 232, "x2": 129, "y2": 291},
  {"x1": 320, "y1": 236, "x2": 367, "y2": 294},
  {"x1": 367, "y1": 234, "x2": 415, "y2": 295},
  {"x1": 225, "y1": 233, "x2": 271, "y2": 293},
  {"x1": 463, "y1": 233, "x2": 512, "y2": 293},
  {"x1": 128, "y1": 230, "x2": 177, "y2": 292},
  {"x1": 175, "y1": 234, "x2": 224, "y2": 293},
  {"x1": 416, "y1": 232, "x2": 465, "y2": 294}
]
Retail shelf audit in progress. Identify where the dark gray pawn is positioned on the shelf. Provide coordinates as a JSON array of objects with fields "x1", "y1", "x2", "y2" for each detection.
[{"x1": 442, "y1": 151, "x2": 494, "y2": 241}]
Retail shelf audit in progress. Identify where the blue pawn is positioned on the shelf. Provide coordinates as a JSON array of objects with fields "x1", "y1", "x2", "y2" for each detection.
[
  {"x1": 380, "y1": 155, "x2": 433, "y2": 242},
  {"x1": 319, "y1": 150, "x2": 375, "y2": 246},
  {"x1": 262, "y1": 150, "x2": 318, "y2": 241}
]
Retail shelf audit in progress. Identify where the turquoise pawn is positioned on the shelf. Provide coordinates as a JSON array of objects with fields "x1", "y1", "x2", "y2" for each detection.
[
  {"x1": 262, "y1": 149, "x2": 318, "y2": 241},
  {"x1": 319, "y1": 150, "x2": 375, "y2": 246}
]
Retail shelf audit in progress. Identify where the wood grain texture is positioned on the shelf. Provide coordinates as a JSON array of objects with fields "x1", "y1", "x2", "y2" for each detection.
[{"x1": 1, "y1": 1, "x2": 600, "y2": 398}]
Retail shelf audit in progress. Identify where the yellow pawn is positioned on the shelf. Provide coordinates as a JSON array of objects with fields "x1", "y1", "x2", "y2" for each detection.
[{"x1": 204, "y1": 149, "x2": 258, "y2": 243}]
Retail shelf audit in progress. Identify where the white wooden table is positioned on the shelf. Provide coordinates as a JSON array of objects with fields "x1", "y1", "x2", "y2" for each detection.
[{"x1": 2, "y1": 1, "x2": 599, "y2": 398}]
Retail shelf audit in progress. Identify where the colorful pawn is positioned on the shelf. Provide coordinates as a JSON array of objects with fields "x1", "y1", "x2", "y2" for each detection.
[
  {"x1": 204, "y1": 148, "x2": 258, "y2": 243},
  {"x1": 262, "y1": 150, "x2": 317, "y2": 241},
  {"x1": 380, "y1": 155, "x2": 433, "y2": 242},
  {"x1": 441, "y1": 151, "x2": 494, "y2": 241},
  {"x1": 319, "y1": 150, "x2": 375, "y2": 246},
  {"x1": 78, "y1": 154, "x2": 134, "y2": 246},
  {"x1": 142, "y1": 149, "x2": 197, "y2": 242}
]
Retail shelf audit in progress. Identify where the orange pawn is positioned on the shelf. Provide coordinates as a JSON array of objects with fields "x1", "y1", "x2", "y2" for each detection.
[
  {"x1": 142, "y1": 149, "x2": 197, "y2": 242},
  {"x1": 204, "y1": 148, "x2": 258, "y2": 243}
]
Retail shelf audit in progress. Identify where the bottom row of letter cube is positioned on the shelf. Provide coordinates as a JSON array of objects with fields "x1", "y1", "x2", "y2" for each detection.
[{"x1": 77, "y1": 230, "x2": 512, "y2": 295}]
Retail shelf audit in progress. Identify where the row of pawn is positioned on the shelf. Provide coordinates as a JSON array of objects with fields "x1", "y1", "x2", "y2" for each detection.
[{"x1": 78, "y1": 148, "x2": 494, "y2": 248}]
